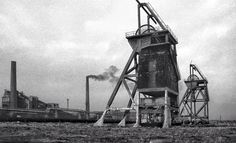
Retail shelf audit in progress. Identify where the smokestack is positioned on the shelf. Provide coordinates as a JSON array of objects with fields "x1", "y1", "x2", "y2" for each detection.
[
  {"x1": 10, "y1": 61, "x2": 17, "y2": 109},
  {"x1": 67, "y1": 98, "x2": 69, "y2": 109},
  {"x1": 87, "y1": 65, "x2": 119, "y2": 83},
  {"x1": 86, "y1": 76, "x2": 90, "y2": 113},
  {"x1": 85, "y1": 66, "x2": 119, "y2": 115}
]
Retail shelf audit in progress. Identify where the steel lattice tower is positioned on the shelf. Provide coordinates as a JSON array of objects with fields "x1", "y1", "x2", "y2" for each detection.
[
  {"x1": 179, "y1": 64, "x2": 209, "y2": 124},
  {"x1": 94, "y1": 0, "x2": 180, "y2": 127}
]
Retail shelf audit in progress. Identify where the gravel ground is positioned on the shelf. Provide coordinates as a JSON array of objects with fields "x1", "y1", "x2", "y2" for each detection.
[{"x1": 0, "y1": 121, "x2": 236, "y2": 143}]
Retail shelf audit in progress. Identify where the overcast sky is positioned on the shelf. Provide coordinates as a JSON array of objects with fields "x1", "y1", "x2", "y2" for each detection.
[{"x1": 0, "y1": 0, "x2": 235, "y2": 120}]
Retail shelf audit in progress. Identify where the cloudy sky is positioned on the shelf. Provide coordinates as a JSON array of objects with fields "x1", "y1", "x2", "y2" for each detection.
[{"x1": 0, "y1": 0, "x2": 235, "y2": 120}]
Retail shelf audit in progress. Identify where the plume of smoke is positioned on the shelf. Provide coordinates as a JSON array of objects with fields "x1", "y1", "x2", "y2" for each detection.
[{"x1": 87, "y1": 65, "x2": 119, "y2": 83}]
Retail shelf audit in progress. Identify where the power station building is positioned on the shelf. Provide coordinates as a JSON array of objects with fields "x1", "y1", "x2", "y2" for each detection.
[
  {"x1": 2, "y1": 89, "x2": 59, "y2": 110},
  {"x1": 1, "y1": 61, "x2": 59, "y2": 110}
]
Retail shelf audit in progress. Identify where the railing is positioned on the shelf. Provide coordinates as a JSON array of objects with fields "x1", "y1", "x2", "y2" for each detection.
[
  {"x1": 125, "y1": 27, "x2": 161, "y2": 37},
  {"x1": 125, "y1": 31, "x2": 136, "y2": 37},
  {"x1": 166, "y1": 25, "x2": 178, "y2": 42},
  {"x1": 125, "y1": 27, "x2": 178, "y2": 42}
]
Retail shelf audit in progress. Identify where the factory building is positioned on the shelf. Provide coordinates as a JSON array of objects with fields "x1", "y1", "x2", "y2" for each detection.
[
  {"x1": 1, "y1": 61, "x2": 59, "y2": 110},
  {"x1": 2, "y1": 89, "x2": 59, "y2": 110}
]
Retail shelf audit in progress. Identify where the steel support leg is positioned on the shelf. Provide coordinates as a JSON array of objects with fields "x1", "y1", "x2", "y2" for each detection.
[
  {"x1": 118, "y1": 85, "x2": 137, "y2": 126},
  {"x1": 163, "y1": 90, "x2": 171, "y2": 128},
  {"x1": 94, "y1": 50, "x2": 137, "y2": 126},
  {"x1": 93, "y1": 109, "x2": 108, "y2": 126},
  {"x1": 133, "y1": 93, "x2": 140, "y2": 127}
]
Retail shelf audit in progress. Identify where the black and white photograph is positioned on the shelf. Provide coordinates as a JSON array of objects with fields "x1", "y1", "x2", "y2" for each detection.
[{"x1": 0, "y1": 0, "x2": 236, "y2": 142}]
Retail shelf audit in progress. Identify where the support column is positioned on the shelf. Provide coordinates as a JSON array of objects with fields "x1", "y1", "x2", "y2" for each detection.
[
  {"x1": 207, "y1": 103, "x2": 209, "y2": 120},
  {"x1": 118, "y1": 115, "x2": 127, "y2": 127},
  {"x1": 163, "y1": 90, "x2": 171, "y2": 128},
  {"x1": 190, "y1": 93, "x2": 193, "y2": 123},
  {"x1": 194, "y1": 98, "x2": 196, "y2": 122},
  {"x1": 133, "y1": 93, "x2": 140, "y2": 127},
  {"x1": 165, "y1": 34, "x2": 169, "y2": 43},
  {"x1": 27, "y1": 99, "x2": 30, "y2": 109},
  {"x1": 138, "y1": 4, "x2": 141, "y2": 35},
  {"x1": 93, "y1": 109, "x2": 108, "y2": 126},
  {"x1": 55, "y1": 109, "x2": 58, "y2": 119},
  {"x1": 94, "y1": 51, "x2": 137, "y2": 127},
  {"x1": 147, "y1": 16, "x2": 150, "y2": 33}
]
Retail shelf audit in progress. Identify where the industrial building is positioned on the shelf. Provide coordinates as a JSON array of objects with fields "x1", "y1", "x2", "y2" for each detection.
[
  {"x1": 0, "y1": 61, "x2": 135, "y2": 123},
  {"x1": 1, "y1": 61, "x2": 59, "y2": 110},
  {"x1": 2, "y1": 89, "x2": 59, "y2": 110}
]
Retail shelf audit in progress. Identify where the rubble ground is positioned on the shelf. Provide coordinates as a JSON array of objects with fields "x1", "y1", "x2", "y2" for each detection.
[{"x1": 0, "y1": 121, "x2": 235, "y2": 143}]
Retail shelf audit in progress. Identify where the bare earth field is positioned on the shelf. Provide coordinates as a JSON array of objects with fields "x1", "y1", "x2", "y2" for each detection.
[{"x1": 0, "y1": 121, "x2": 236, "y2": 143}]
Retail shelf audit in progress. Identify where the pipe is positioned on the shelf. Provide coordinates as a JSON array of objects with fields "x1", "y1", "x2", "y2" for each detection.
[
  {"x1": 10, "y1": 61, "x2": 17, "y2": 109},
  {"x1": 86, "y1": 76, "x2": 90, "y2": 113}
]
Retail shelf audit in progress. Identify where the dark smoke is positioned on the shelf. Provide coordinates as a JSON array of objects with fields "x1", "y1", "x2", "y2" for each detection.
[{"x1": 88, "y1": 65, "x2": 119, "y2": 83}]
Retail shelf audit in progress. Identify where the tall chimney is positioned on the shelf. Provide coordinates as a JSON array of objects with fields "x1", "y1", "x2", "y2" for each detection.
[
  {"x1": 10, "y1": 61, "x2": 17, "y2": 109},
  {"x1": 67, "y1": 98, "x2": 69, "y2": 109},
  {"x1": 86, "y1": 76, "x2": 90, "y2": 113}
]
